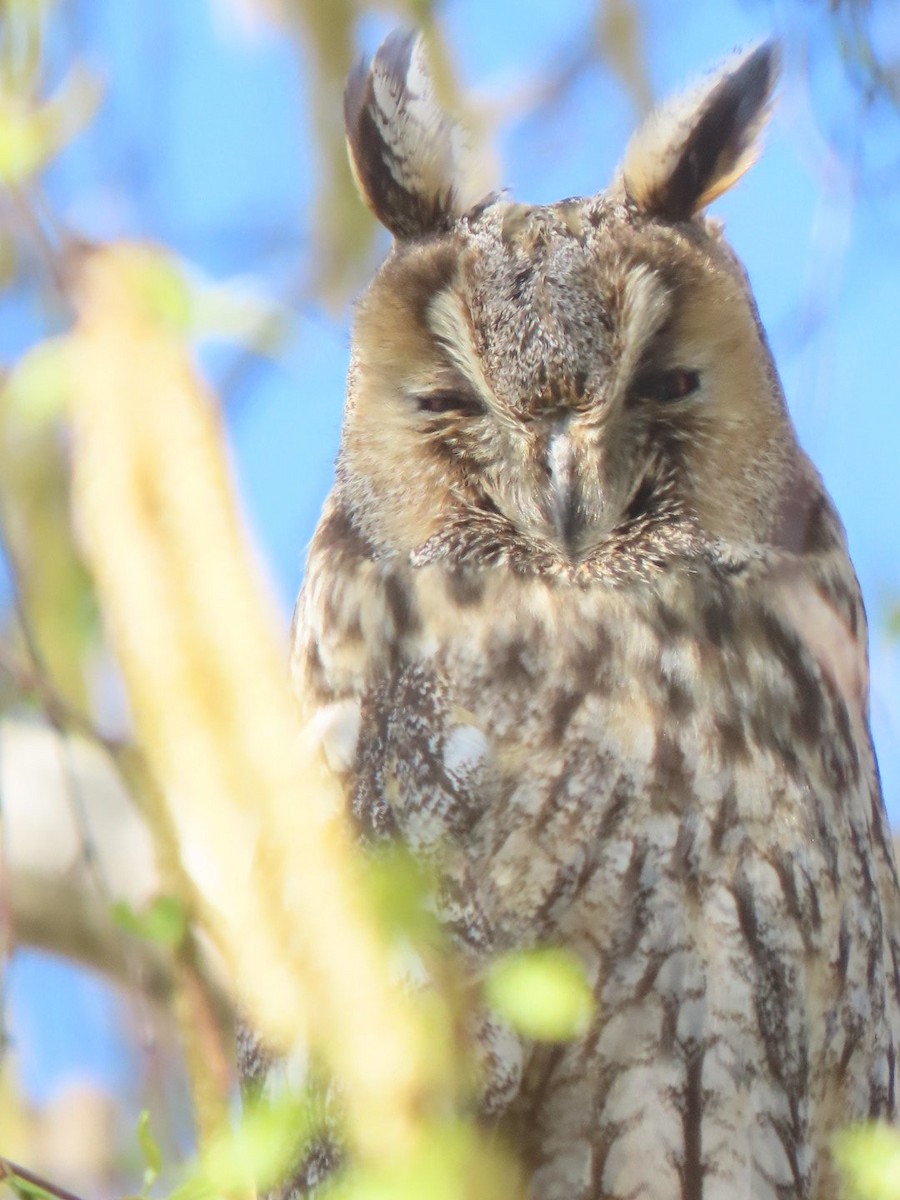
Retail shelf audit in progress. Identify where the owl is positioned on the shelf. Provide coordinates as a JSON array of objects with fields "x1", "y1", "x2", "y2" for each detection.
[{"x1": 287, "y1": 31, "x2": 900, "y2": 1200}]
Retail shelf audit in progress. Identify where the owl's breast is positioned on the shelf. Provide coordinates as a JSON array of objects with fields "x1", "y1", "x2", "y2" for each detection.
[
  {"x1": 295, "y1": 536, "x2": 900, "y2": 1196},
  {"x1": 333, "y1": 557, "x2": 885, "y2": 954}
]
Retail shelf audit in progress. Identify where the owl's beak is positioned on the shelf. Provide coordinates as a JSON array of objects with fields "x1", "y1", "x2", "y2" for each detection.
[{"x1": 546, "y1": 423, "x2": 579, "y2": 549}]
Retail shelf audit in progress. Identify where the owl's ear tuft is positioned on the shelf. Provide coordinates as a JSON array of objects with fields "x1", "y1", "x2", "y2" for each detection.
[
  {"x1": 344, "y1": 30, "x2": 467, "y2": 239},
  {"x1": 621, "y1": 42, "x2": 779, "y2": 222}
]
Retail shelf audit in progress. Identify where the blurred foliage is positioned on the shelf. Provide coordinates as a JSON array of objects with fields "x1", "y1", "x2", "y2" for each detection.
[
  {"x1": 60, "y1": 238, "x2": 523, "y2": 1195},
  {"x1": 0, "y1": 379, "x2": 98, "y2": 711},
  {"x1": 485, "y1": 948, "x2": 595, "y2": 1042},
  {"x1": 835, "y1": 1124, "x2": 900, "y2": 1199},
  {"x1": 755, "y1": 0, "x2": 900, "y2": 184},
  {"x1": 164, "y1": 1095, "x2": 317, "y2": 1200},
  {"x1": 133, "y1": 1111, "x2": 162, "y2": 1198},
  {"x1": 0, "y1": 0, "x2": 98, "y2": 716},
  {"x1": 0, "y1": 2, "x2": 899, "y2": 1199},
  {"x1": 111, "y1": 897, "x2": 188, "y2": 950},
  {"x1": 249, "y1": 0, "x2": 445, "y2": 302},
  {"x1": 0, "y1": 63, "x2": 100, "y2": 187},
  {"x1": 817, "y1": 0, "x2": 900, "y2": 108}
]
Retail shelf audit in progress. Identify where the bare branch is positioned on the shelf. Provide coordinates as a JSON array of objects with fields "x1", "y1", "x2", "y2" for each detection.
[
  {"x1": 0, "y1": 497, "x2": 233, "y2": 1140},
  {"x1": 0, "y1": 642, "x2": 130, "y2": 762},
  {"x1": 0, "y1": 1154, "x2": 89, "y2": 1200}
]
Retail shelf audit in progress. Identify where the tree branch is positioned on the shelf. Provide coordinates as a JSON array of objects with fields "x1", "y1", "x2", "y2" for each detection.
[{"x1": 0, "y1": 1154, "x2": 89, "y2": 1200}]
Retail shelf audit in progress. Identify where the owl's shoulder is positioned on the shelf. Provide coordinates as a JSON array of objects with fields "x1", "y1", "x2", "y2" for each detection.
[{"x1": 294, "y1": 484, "x2": 870, "y2": 698}]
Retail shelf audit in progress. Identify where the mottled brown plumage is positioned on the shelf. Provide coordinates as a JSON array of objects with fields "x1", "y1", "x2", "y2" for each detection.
[{"x1": 287, "y1": 32, "x2": 900, "y2": 1199}]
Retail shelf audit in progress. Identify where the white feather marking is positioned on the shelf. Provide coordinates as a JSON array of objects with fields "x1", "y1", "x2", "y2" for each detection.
[
  {"x1": 303, "y1": 698, "x2": 362, "y2": 775},
  {"x1": 427, "y1": 289, "x2": 496, "y2": 401},
  {"x1": 615, "y1": 266, "x2": 671, "y2": 391},
  {"x1": 443, "y1": 722, "x2": 489, "y2": 780},
  {"x1": 388, "y1": 940, "x2": 432, "y2": 992},
  {"x1": 547, "y1": 424, "x2": 575, "y2": 542},
  {"x1": 368, "y1": 37, "x2": 468, "y2": 205}
]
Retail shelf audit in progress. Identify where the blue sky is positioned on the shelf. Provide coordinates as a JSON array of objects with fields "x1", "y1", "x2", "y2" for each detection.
[{"x1": 5, "y1": 0, "x2": 900, "y2": 1110}]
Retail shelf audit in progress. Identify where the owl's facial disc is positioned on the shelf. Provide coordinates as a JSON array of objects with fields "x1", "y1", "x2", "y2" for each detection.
[{"x1": 426, "y1": 268, "x2": 643, "y2": 557}]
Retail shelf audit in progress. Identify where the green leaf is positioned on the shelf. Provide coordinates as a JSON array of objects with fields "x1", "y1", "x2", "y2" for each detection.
[
  {"x1": 835, "y1": 1124, "x2": 900, "y2": 1200},
  {"x1": 168, "y1": 1095, "x2": 317, "y2": 1200},
  {"x1": 3, "y1": 337, "x2": 72, "y2": 428},
  {"x1": 485, "y1": 947, "x2": 595, "y2": 1042},
  {"x1": 0, "y1": 104, "x2": 48, "y2": 183},
  {"x1": 130, "y1": 253, "x2": 193, "y2": 333},
  {"x1": 329, "y1": 1123, "x2": 519, "y2": 1200},
  {"x1": 203, "y1": 1095, "x2": 314, "y2": 1194},
  {"x1": 0, "y1": 65, "x2": 101, "y2": 185},
  {"x1": 367, "y1": 844, "x2": 438, "y2": 944},
  {"x1": 136, "y1": 1109, "x2": 162, "y2": 1192},
  {"x1": 1, "y1": 1176, "x2": 58, "y2": 1200},
  {"x1": 167, "y1": 1178, "x2": 218, "y2": 1200},
  {"x1": 112, "y1": 896, "x2": 187, "y2": 948},
  {"x1": 189, "y1": 279, "x2": 291, "y2": 353}
]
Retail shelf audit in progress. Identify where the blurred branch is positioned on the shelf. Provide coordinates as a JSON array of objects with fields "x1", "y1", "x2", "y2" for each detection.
[
  {"x1": 826, "y1": 0, "x2": 900, "y2": 107},
  {"x1": 7, "y1": 868, "x2": 231, "y2": 1019},
  {"x1": 757, "y1": 0, "x2": 900, "y2": 180},
  {"x1": 0, "y1": 1154, "x2": 87, "y2": 1200},
  {"x1": 491, "y1": 0, "x2": 651, "y2": 125},
  {"x1": 105, "y1": 749, "x2": 235, "y2": 1144},
  {"x1": 65, "y1": 243, "x2": 463, "y2": 1170},
  {"x1": 0, "y1": 641, "x2": 125, "y2": 760},
  {"x1": 0, "y1": 503, "x2": 125, "y2": 900},
  {"x1": 3, "y1": 186, "x2": 73, "y2": 303},
  {"x1": 211, "y1": 273, "x2": 309, "y2": 411},
  {"x1": 0, "y1": 418, "x2": 232, "y2": 1142},
  {"x1": 0, "y1": 714, "x2": 233, "y2": 1036},
  {"x1": 288, "y1": 1, "x2": 374, "y2": 301},
  {"x1": 598, "y1": 0, "x2": 653, "y2": 115}
]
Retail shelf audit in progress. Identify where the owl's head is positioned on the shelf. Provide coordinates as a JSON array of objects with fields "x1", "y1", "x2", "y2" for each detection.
[{"x1": 338, "y1": 33, "x2": 813, "y2": 579}]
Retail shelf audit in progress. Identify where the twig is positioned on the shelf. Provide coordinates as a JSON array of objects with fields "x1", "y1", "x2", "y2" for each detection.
[
  {"x1": 9, "y1": 867, "x2": 233, "y2": 1026},
  {"x1": 0, "y1": 521, "x2": 162, "y2": 1086},
  {"x1": 5, "y1": 185, "x2": 74, "y2": 306},
  {"x1": 0, "y1": 491, "x2": 234, "y2": 1138},
  {"x1": 0, "y1": 1156, "x2": 88, "y2": 1200},
  {"x1": 0, "y1": 772, "x2": 10, "y2": 1067},
  {"x1": 0, "y1": 502, "x2": 117, "y2": 898},
  {"x1": 0, "y1": 641, "x2": 130, "y2": 762}
]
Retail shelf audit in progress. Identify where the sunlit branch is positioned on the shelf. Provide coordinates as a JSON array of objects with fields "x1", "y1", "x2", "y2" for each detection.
[{"x1": 66, "y1": 242, "x2": 452, "y2": 1167}]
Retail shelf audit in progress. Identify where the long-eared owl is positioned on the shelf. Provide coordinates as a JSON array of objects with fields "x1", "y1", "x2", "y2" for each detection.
[{"x1": 290, "y1": 31, "x2": 900, "y2": 1200}]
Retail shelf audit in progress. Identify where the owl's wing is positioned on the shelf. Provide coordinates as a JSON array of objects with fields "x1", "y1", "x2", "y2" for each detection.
[
  {"x1": 292, "y1": 494, "x2": 498, "y2": 922},
  {"x1": 290, "y1": 494, "x2": 536, "y2": 1115}
]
